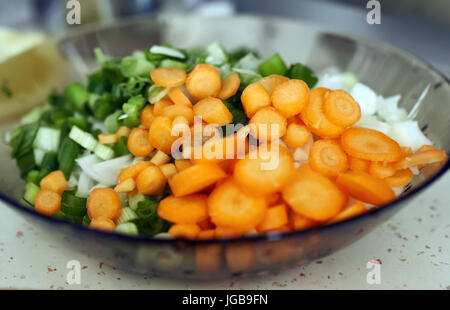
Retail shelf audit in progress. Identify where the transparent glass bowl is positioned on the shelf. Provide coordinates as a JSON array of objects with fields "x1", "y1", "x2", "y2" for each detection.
[{"x1": 0, "y1": 14, "x2": 449, "y2": 279}]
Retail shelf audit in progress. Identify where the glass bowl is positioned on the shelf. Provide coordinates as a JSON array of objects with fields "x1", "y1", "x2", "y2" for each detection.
[{"x1": 0, "y1": 14, "x2": 449, "y2": 280}]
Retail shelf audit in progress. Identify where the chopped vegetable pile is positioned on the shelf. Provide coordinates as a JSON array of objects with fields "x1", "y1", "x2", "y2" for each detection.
[{"x1": 9, "y1": 42, "x2": 447, "y2": 239}]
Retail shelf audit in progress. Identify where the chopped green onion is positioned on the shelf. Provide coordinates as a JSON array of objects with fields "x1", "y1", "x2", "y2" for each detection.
[
  {"x1": 33, "y1": 148, "x2": 46, "y2": 166},
  {"x1": 286, "y1": 63, "x2": 318, "y2": 88},
  {"x1": 58, "y1": 138, "x2": 80, "y2": 179},
  {"x1": 159, "y1": 59, "x2": 188, "y2": 70},
  {"x1": 128, "y1": 193, "x2": 146, "y2": 211},
  {"x1": 24, "y1": 182, "x2": 40, "y2": 205},
  {"x1": 235, "y1": 53, "x2": 262, "y2": 71},
  {"x1": 65, "y1": 82, "x2": 89, "y2": 110},
  {"x1": 117, "y1": 207, "x2": 138, "y2": 224},
  {"x1": 52, "y1": 211, "x2": 84, "y2": 224},
  {"x1": 68, "y1": 117, "x2": 89, "y2": 132},
  {"x1": 104, "y1": 110, "x2": 122, "y2": 133},
  {"x1": 82, "y1": 215, "x2": 91, "y2": 225},
  {"x1": 20, "y1": 106, "x2": 48, "y2": 125},
  {"x1": 121, "y1": 56, "x2": 155, "y2": 77},
  {"x1": 94, "y1": 143, "x2": 114, "y2": 160},
  {"x1": 149, "y1": 45, "x2": 186, "y2": 59},
  {"x1": 61, "y1": 191, "x2": 87, "y2": 217},
  {"x1": 148, "y1": 85, "x2": 170, "y2": 104},
  {"x1": 11, "y1": 121, "x2": 40, "y2": 159},
  {"x1": 40, "y1": 152, "x2": 58, "y2": 171},
  {"x1": 33, "y1": 127, "x2": 61, "y2": 153},
  {"x1": 17, "y1": 152, "x2": 36, "y2": 177},
  {"x1": 26, "y1": 170, "x2": 41, "y2": 185},
  {"x1": 115, "y1": 223, "x2": 139, "y2": 235},
  {"x1": 113, "y1": 136, "x2": 130, "y2": 157},
  {"x1": 69, "y1": 126, "x2": 98, "y2": 151},
  {"x1": 94, "y1": 47, "x2": 106, "y2": 64},
  {"x1": 93, "y1": 98, "x2": 116, "y2": 121},
  {"x1": 258, "y1": 53, "x2": 288, "y2": 76},
  {"x1": 206, "y1": 41, "x2": 228, "y2": 65}
]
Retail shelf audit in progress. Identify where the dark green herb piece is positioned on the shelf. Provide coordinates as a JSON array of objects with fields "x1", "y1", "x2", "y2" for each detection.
[{"x1": 287, "y1": 63, "x2": 319, "y2": 88}]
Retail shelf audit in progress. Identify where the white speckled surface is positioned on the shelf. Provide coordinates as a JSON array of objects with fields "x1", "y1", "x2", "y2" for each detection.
[{"x1": 1, "y1": 173, "x2": 449, "y2": 290}]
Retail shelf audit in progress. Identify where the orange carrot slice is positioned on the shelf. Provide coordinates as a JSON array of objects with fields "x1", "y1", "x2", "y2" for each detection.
[
  {"x1": 384, "y1": 169, "x2": 413, "y2": 188},
  {"x1": 341, "y1": 127, "x2": 402, "y2": 162},
  {"x1": 158, "y1": 194, "x2": 208, "y2": 224},
  {"x1": 241, "y1": 82, "x2": 271, "y2": 118},
  {"x1": 136, "y1": 165, "x2": 167, "y2": 195},
  {"x1": 282, "y1": 123, "x2": 311, "y2": 148},
  {"x1": 168, "y1": 223, "x2": 200, "y2": 239},
  {"x1": 127, "y1": 127, "x2": 154, "y2": 157},
  {"x1": 336, "y1": 171, "x2": 396, "y2": 205},
  {"x1": 140, "y1": 104, "x2": 154, "y2": 128},
  {"x1": 369, "y1": 161, "x2": 397, "y2": 179},
  {"x1": 258, "y1": 74, "x2": 289, "y2": 95},
  {"x1": 193, "y1": 97, "x2": 233, "y2": 126},
  {"x1": 249, "y1": 106, "x2": 287, "y2": 142},
  {"x1": 87, "y1": 188, "x2": 122, "y2": 220},
  {"x1": 150, "y1": 67, "x2": 187, "y2": 88},
  {"x1": 271, "y1": 79, "x2": 310, "y2": 118},
  {"x1": 218, "y1": 72, "x2": 241, "y2": 100},
  {"x1": 153, "y1": 98, "x2": 173, "y2": 116},
  {"x1": 186, "y1": 64, "x2": 222, "y2": 100},
  {"x1": 168, "y1": 87, "x2": 193, "y2": 107},
  {"x1": 35, "y1": 190, "x2": 61, "y2": 216},
  {"x1": 118, "y1": 161, "x2": 152, "y2": 184},
  {"x1": 208, "y1": 178, "x2": 268, "y2": 230},
  {"x1": 327, "y1": 201, "x2": 368, "y2": 224},
  {"x1": 89, "y1": 217, "x2": 116, "y2": 232},
  {"x1": 395, "y1": 149, "x2": 447, "y2": 170},
  {"x1": 323, "y1": 90, "x2": 361, "y2": 127},
  {"x1": 309, "y1": 139, "x2": 348, "y2": 178},
  {"x1": 256, "y1": 204, "x2": 288, "y2": 232},
  {"x1": 148, "y1": 116, "x2": 177, "y2": 154},
  {"x1": 289, "y1": 212, "x2": 319, "y2": 231},
  {"x1": 282, "y1": 168, "x2": 347, "y2": 221},
  {"x1": 40, "y1": 170, "x2": 68, "y2": 195}
]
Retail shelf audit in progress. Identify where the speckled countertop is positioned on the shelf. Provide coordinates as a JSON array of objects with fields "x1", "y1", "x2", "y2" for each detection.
[{"x1": 1, "y1": 172, "x2": 449, "y2": 290}]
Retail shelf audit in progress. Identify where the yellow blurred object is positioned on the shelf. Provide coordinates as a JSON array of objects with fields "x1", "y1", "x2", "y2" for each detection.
[{"x1": 0, "y1": 28, "x2": 67, "y2": 121}]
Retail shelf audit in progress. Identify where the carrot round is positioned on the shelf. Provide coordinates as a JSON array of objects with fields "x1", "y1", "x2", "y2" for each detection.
[
  {"x1": 256, "y1": 204, "x2": 288, "y2": 232},
  {"x1": 341, "y1": 127, "x2": 402, "y2": 162},
  {"x1": 265, "y1": 192, "x2": 281, "y2": 206},
  {"x1": 289, "y1": 212, "x2": 319, "y2": 231},
  {"x1": 271, "y1": 79, "x2": 309, "y2": 118},
  {"x1": 214, "y1": 226, "x2": 245, "y2": 239},
  {"x1": 136, "y1": 165, "x2": 167, "y2": 195},
  {"x1": 116, "y1": 126, "x2": 131, "y2": 138},
  {"x1": 384, "y1": 169, "x2": 413, "y2": 188},
  {"x1": 186, "y1": 64, "x2": 222, "y2": 100},
  {"x1": 309, "y1": 139, "x2": 348, "y2": 178},
  {"x1": 160, "y1": 104, "x2": 194, "y2": 124},
  {"x1": 348, "y1": 156, "x2": 370, "y2": 173},
  {"x1": 233, "y1": 144, "x2": 295, "y2": 195},
  {"x1": 301, "y1": 87, "x2": 344, "y2": 139},
  {"x1": 323, "y1": 90, "x2": 361, "y2": 127},
  {"x1": 168, "y1": 87, "x2": 193, "y2": 107},
  {"x1": 127, "y1": 127, "x2": 154, "y2": 157},
  {"x1": 394, "y1": 149, "x2": 447, "y2": 170},
  {"x1": 98, "y1": 133, "x2": 118, "y2": 144},
  {"x1": 40, "y1": 170, "x2": 68, "y2": 195},
  {"x1": 193, "y1": 97, "x2": 233, "y2": 126},
  {"x1": 168, "y1": 163, "x2": 227, "y2": 197},
  {"x1": 89, "y1": 217, "x2": 116, "y2": 232},
  {"x1": 282, "y1": 168, "x2": 347, "y2": 221},
  {"x1": 218, "y1": 72, "x2": 241, "y2": 100},
  {"x1": 282, "y1": 123, "x2": 311, "y2": 148},
  {"x1": 327, "y1": 201, "x2": 368, "y2": 224},
  {"x1": 197, "y1": 229, "x2": 216, "y2": 240},
  {"x1": 208, "y1": 178, "x2": 268, "y2": 230},
  {"x1": 258, "y1": 74, "x2": 289, "y2": 95},
  {"x1": 35, "y1": 190, "x2": 61, "y2": 216},
  {"x1": 241, "y1": 82, "x2": 271, "y2": 118},
  {"x1": 150, "y1": 67, "x2": 187, "y2": 88},
  {"x1": 148, "y1": 116, "x2": 177, "y2": 154},
  {"x1": 168, "y1": 223, "x2": 200, "y2": 239},
  {"x1": 336, "y1": 171, "x2": 396, "y2": 205},
  {"x1": 249, "y1": 106, "x2": 287, "y2": 142},
  {"x1": 153, "y1": 98, "x2": 173, "y2": 116},
  {"x1": 158, "y1": 194, "x2": 208, "y2": 224},
  {"x1": 369, "y1": 161, "x2": 397, "y2": 179},
  {"x1": 140, "y1": 104, "x2": 154, "y2": 128},
  {"x1": 87, "y1": 188, "x2": 122, "y2": 220},
  {"x1": 118, "y1": 161, "x2": 152, "y2": 184}
]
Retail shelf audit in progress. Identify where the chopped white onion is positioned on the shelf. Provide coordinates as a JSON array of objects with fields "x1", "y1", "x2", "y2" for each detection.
[{"x1": 351, "y1": 83, "x2": 378, "y2": 116}]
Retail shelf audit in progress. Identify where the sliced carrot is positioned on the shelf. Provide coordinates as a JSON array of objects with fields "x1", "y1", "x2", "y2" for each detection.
[
  {"x1": 186, "y1": 64, "x2": 222, "y2": 100},
  {"x1": 233, "y1": 144, "x2": 295, "y2": 195},
  {"x1": 301, "y1": 87, "x2": 344, "y2": 139},
  {"x1": 327, "y1": 201, "x2": 368, "y2": 224},
  {"x1": 168, "y1": 223, "x2": 200, "y2": 239},
  {"x1": 348, "y1": 156, "x2": 370, "y2": 173},
  {"x1": 256, "y1": 204, "x2": 288, "y2": 232},
  {"x1": 150, "y1": 67, "x2": 187, "y2": 88},
  {"x1": 369, "y1": 161, "x2": 397, "y2": 179},
  {"x1": 309, "y1": 139, "x2": 348, "y2": 178},
  {"x1": 271, "y1": 79, "x2": 310, "y2": 118},
  {"x1": 289, "y1": 212, "x2": 319, "y2": 231},
  {"x1": 114, "y1": 178, "x2": 136, "y2": 193},
  {"x1": 40, "y1": 170, "x2": 68, "y2": 195},
  {"x1": 282, "y1": 168, "x2": 347, "y2": 221},
  {"x1": 153, "y1": 98, "x2": 173, "y2": 116},
  {"x1": 168, "y1": 163, "x2": 227, "y2": 197},
  {"x1": 127, "y1": 127, "x2": 154, "y2": 157},
  {"x1": 168, "y1": 87, "x2": 193, "y2": 107},
  {"x1": 226, "y1": 244, "x2": 256, "y2": 272},
  {"x1": 208, "y1": 178, "x2": 268, "y2": 230},
  {"x1": 35, "y1": 190, "x2": 61, "y2": 216},
  {"x1": 249, "y1": 106, "x2": 287, "y2": 142},
  {"x1": 158, "y1": 194, "x2": 208, "y2": 224},
  {"x1": 98, "y1": 133, "x2": 118, "y2": 144},
  {"x1": 265, "y1": 192, "x2": 281, "y2": 206},
  {"x1": 193, "y1": 97, "x2": 233, "y2": 126},
  {"x1": 336, "y1": 171, "x2": 396, "y2": 205},
  {"x1": 87, "y1": 188, "x2": 122, "y2": 220},
  {"x1": 197, "y1": 229, "x2": 216, "y2": 240},
  {"x1": 395, "y1": 149, "x2": 447, "y2": 170},
  {"x1": 136, "y1": 165, "x2": 167, "y2": 195},
  {"x1": 174, "y1": 159, "x2": 192, "y2": 171},
  {"x1": 384, "y1": 169, "x2": 413, "y2": 188},
  {"x1": 282, "y1": 123, "x2": 311, "y2": 148},
  {"x1": 196, "y1": 244, "x2": 221, "y2": 272},
  {"x1": 89, "y1": 217, "x2": 116, "y2": 232},
  {"x1": 323, "y1": 90, "x2": 361, "y2": 127},
  {"x1": 218, "y1": 72, "x2": 241, "y2": 100},
  {"x1": 258, "y1": 74, "x2": 289, "y2": 95},
  {"x1": 214, "y1": 226, "x2": 245, "y2": 239},
  {"x1": 415, "y1": 145, "x2": 435, "y2": 169},
  {"x1": 160, "y1": 104, "x2": 194, "y2": 125},
  {"x1": 241, "y1": 82, "x2": 271, "y2": 118},
  {"x1": 192, "y1": 131, "x2": 248, "y2": 164},
  {"x1": 401, "y1": 147, "x2": 414, "y2": 158},
  {"x1": 140, "y1": 104, "x2": 154, "y2": 128},
  {"x1": 148, "y1": 116, "x2": 177, "y2": 154},
  {"x1": 118, "y1": 161, "x2": 152, "y2": 184},
  {"x1": 341, "y1": 127, "x2": 402, "y2": 162},
  {"x1": 116, "y1": 126, "x2": 131, "y2": 138}
]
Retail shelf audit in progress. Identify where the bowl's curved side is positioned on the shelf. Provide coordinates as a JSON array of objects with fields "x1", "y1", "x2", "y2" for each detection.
[{"x1": 0, "y1": 14, "x2": 449, "y2": 279}]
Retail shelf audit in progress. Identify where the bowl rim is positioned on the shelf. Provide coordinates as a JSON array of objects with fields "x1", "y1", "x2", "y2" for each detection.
[{"x1": 2, "y1": 13, "x2": 449, "y2": 245}]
